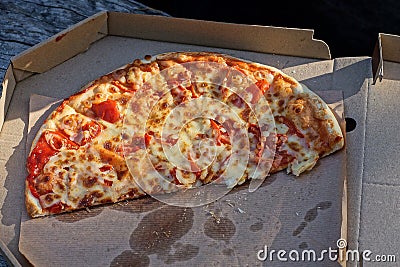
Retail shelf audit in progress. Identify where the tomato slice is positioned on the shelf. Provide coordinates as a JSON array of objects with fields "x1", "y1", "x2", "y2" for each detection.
[
  {"x1": 27, "y1": 131, "x2": 78, "y2": 178},
  {"x1": 91, "y1": 99, "x2": 120, "y2": 123},
  {"x1": 27, "y1": 130, "x2": 79, "y2": 198}
]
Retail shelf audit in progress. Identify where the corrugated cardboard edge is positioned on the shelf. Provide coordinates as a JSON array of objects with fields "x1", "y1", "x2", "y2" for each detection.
[
  {"x1": 107, "y1": 12, "x2": 331, "y2": 60},
  {"x1": 0, "y1": 239, "x2": 22, "y2": 267},
  {"x1": 11, "y1": 11, "x2": 108, "y2": 80},
  {"x1": 0, "y1": 65, "x2": 16, "y2": 134},
  {"x1": 338, "y1": 102, "x2": 348, "y2": 267},
  {"x1": 372, "y1": 33, "x2": 400, "y2": 84},
  {"x1": 340, "y1": 175, "x2": 348, "y2": 267}
]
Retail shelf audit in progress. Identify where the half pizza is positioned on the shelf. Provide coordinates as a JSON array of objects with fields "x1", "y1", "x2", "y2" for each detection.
[{"x1": 26, "y1": 52, "x2": 344, "y2": 217}]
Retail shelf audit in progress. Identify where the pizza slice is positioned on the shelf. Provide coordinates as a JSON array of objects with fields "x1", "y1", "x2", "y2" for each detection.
[
  {"x1": 26, "y1": 52, "x2": 344, "y2": 217},
  {"x1": 221, "y1": 55, "x2": 344, "y2": 175},
  {"x1": 25, "y1": 104, "x2": 146, "y2": 217}
]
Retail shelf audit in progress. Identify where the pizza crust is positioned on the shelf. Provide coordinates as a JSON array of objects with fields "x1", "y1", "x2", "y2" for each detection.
[
  {"x1": 25, "y1": 181, "x2": 46, "y2": 217},
  {"x1": 301, "y1": 84, "x2": 344, "y2": 154}
]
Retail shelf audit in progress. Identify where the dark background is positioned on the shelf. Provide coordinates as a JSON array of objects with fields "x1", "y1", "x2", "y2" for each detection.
[{"x1": 138, "y1": 0, "x2": 400, "y2": 58}]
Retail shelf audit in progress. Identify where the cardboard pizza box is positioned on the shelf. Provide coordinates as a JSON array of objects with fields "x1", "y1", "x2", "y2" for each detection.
[{"x1": 0, "y1": 11, "x2": 398, "y2": 266}]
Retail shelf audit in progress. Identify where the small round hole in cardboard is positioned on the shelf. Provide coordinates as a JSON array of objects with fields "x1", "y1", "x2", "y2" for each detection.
[{"x1": 345, "y1": 117, "x2": 356, "y2": 132}]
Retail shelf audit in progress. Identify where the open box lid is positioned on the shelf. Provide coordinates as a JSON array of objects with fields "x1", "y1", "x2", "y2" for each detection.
[{"x1": 0, "y1": 11, "x2": 332, "y2": 133}]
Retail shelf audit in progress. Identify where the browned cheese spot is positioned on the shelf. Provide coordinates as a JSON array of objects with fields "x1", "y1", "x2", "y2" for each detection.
[{"x1": 83, "y1": 176, "x2": 98, "y2": 188}]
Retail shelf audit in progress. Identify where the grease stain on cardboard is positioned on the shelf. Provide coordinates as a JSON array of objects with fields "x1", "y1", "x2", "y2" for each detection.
[{"x1": 111, "y1": 205, "x2": 198, "y2": 265}]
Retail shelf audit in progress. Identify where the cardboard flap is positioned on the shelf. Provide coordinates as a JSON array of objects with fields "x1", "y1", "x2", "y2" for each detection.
[
  {"x1": 372, "y1": 33, "x2": 400, "y2": 83},
  {"x1": 381, "y1": 33, "x2": 400, "y2": 62},
  {"x1": 108, "y1": 12, "x2": 331, "y2": 60},
  {"x1": 11, "y1": 12, "x2": 108, "y2": 80},
  {"x1": 12, "y1": 69, "x2": 35, "y2": 82},
  {"x1": 0, "y1": 65, "x2": 16, "y2": 132}
]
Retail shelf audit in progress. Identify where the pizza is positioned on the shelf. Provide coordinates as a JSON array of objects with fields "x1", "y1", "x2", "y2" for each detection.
[{"x1": 25, "y1": 52, "x2": 344, "y2": 217}]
